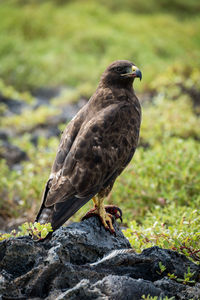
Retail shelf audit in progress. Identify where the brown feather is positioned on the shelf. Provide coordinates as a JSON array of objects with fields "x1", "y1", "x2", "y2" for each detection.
[{"x1": 36, "y1": 60, "x2": 142, "y2": 231}]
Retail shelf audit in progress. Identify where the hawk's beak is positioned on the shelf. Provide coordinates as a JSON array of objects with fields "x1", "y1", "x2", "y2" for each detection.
[
  {"x1": 121, "y1": 66, "x2": 142, "y2": 81},
  {"x1": 132, "y1": 66, "x2": 142, "y2": 81}
]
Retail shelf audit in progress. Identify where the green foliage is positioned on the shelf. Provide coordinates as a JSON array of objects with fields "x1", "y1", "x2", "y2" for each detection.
[
  {"x1": 0, "y1": 1, "x2": 199, "y2": 90},
  {"x1": 168, "y1": 267, "x2": 196, "y2": 285},
  {"x1": 124, "y1": 208, "x2": 200, "y2": 263},
  {"x1": 141, "y1": 98, "x2": 200, "y2": 145},
  {"x1": 0, "y1": 222, "x2": 53, "y2": 241},
  {"x1": 98, "y1": 0, "x2": 200, "y2": 15},
  {"x1": 142, "y1": 295, "x2": 174, "y2": 300},
  {"x1": 0, "y1": 79, "x2": 34, "y2": 104},
  {"x1": 157, "y1": 261, "x2": 166, "y2": 275},
  {"x1": 151, "y1": 64, "x2": 200, "y2": 95},
  {"x1": 150, "y1": 64, "x2": 200, "y2": 114},
  {"x1": 112, "y1": 137, "x2": 200, "y2": 224},
  {"x1": 51, "y1": 87, "x2": 85, "y2": 106},
  {"x1": 0, "y1": 106, "x2": 61, "y2": 133},
  {"x1": 0, "y1": 136, "x2": 58, "y2": 217}
]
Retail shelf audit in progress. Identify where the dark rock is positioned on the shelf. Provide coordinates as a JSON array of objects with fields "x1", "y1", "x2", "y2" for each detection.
[
  {"x1": 178, "y1": 84, "x2": 200, "y2": 109},
  {"x1": 54, "y1": 276, "x2": 165, "y2": 300},
  {"x1": 0, "y1": 237, "x2": 45, "y2": 279},
  {"x1": 142, "y1": 246, "x2": 199, "y2": 281},
  {"x1": 30, "y1": 126, "x2": 61, "y2": 146},
  {"x1": 179, "y1": 283, "x2": 200, "y2": 300},
  {"x1": 94, "y1": 276, "x2": 165, "y2": 300},
  {"x1": 154, "y1": 277, "x2": 186, "y2": 298},
  {"x1": 0, "y1": 217, "x2": 199, "y2": 299},
  {"x1": 29, "y1": 100, "x2": 87, "y2": 145},
  {"x1": 52, "y1": 279, "x2": 106, "y2": 300},
  {"x1": 32, "y1": 87, "x2": 62, "y2": 105},
  {"x1": 0, "y1": 95, "x2": 27, "y2": 115},
  {"x1": 60, "y1": 99, "x2": 87, "y2": 121},
  {"x1": 0, "y1": 141, "x2": 28, "y2": 167},
  {"x1": 50, "y1": 217, "x2": 131, "y2": 264},
  {"x1": 0, "y1": 130, "x2": 9, "y2": 141}
]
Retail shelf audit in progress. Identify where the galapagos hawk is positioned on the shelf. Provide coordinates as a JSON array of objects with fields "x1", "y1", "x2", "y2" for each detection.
[{"x1": 36, "y1": 60, "x2": 142, "y2": 235}]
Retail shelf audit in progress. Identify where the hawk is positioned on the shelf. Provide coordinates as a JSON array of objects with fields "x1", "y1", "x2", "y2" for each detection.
[{"x1": 36, "y1": 60, "x2": 142, "y2": 235}]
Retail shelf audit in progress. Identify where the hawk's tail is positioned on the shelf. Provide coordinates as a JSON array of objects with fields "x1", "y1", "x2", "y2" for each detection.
[{"x1": 35, "y1": 195, "x2": 92, "y2": 233}]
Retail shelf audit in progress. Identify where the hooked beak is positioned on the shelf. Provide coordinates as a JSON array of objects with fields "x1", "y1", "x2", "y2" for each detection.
[
  {"x1": 121, "y1": 65, "x2": 142, "y2": 81},
  {"x1": 134, "y1": 67, "x2": 142, "y2": 81}
]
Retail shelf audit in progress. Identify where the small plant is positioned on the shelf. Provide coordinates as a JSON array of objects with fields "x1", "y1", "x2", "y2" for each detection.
[
  {"x1": 167, "y1": 273, "x2": 177, "y2": 281},
  {"x1": 168, "y1": 267, "x2": 196, "y2": 285},
  {"x1": 177, "y1": 267, "x2": 195, "y2": 285},
  {"x1": 156, "y1": 261, "x2": 166, "y2": 275},
  {"x1": 142, "y1": 295, "x2": 175, "y2": 300},
  {"x1": 0, "y1": 222, "x2": 53, "y2": 241}
]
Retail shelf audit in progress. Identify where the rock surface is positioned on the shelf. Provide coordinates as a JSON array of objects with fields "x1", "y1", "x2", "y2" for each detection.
[
  {"x1": 0, "y1": 217, "x2": 199, "y2": 300},
  {"x1": 0, "y1": 140, "x2": 28, "y2": 167}
]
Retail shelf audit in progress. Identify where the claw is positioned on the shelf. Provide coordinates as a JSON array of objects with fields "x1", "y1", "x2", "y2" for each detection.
[
  {"x1": 104, "y1": 205, "x2": 123, "y2": 223},
  {"x1": 81, "y1": 208, "x2": 97, "y2": 221},
  {"x1": 82, "y1": 203, "x2": 122, "y2": 235}
]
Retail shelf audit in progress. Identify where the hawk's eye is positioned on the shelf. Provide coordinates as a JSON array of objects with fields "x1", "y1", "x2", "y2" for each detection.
[{"x1": 116, "y1": 67, "x2": 123, "y2": 73}]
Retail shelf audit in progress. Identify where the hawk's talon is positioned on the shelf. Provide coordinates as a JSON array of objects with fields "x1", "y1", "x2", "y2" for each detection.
[
  {"x1": 82, "y1": 197, "x2": 122, "y2": 235},
  {"x1": 81, "y1": 209, "x2": 98, "y2": 221},
  {"x1": 82, "y1": 208, "x2": 117, "y2": 235},
  {"x1": 104, "y1": 205, "x2": 123, "y2": 223}
]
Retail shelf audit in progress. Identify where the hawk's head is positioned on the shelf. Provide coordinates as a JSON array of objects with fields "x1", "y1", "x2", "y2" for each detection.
[{"x1": 101, "y1": 60, "x2": 142, "y2": 88}]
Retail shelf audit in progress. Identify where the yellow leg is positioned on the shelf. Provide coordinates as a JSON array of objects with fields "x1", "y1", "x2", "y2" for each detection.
[
  {"x1": 92, "y1": 196, "x2": 98, "y2": 207},
  {"x1": 83, "y1": 195, "x2": 122, "y2": 234},
  {"x1": 96, "y1": 196, "x2": 115, "y2": 233}
]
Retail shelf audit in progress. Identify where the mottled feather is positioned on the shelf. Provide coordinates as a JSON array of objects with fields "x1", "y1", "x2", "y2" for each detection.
[{"x1": 36, "y1": 60, "x2": 141, "y2": 231}]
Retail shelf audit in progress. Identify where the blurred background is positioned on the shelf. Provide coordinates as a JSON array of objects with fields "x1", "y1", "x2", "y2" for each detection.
[{"x1": 0, "y1": 0, "x2": 200, "y2": 253}]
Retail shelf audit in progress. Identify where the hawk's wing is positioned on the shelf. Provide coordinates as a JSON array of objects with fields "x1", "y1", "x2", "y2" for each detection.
[{"x1": 36, "y1": 101, "x2": 140, "y2": 230}]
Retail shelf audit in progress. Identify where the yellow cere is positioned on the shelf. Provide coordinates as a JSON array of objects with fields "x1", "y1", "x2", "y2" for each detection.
[{"x1": 132, "y1": 66, "x2": 138, "y2": 72}]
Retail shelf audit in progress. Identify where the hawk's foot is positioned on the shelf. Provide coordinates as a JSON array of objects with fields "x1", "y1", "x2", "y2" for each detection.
[
  {"x1": 104, "y1": 205, "x2": 123, "y2": 223},
  {"x1": 82, "y1": 205, "x2": 122, "y2": 235},
  {"x1": 82, "y1": 207, "x2": 98, "y2": 220}
]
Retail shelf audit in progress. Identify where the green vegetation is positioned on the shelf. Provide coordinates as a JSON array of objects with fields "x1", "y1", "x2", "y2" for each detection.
[
  {"x1": 1, "y1": 106, "x2": 61, "y2": 133},
  {"x1": 0, "y1": 136, "x2": 57, "y2": 217},
  {"x1": 0, "y1": 222, "x2": 53, "y2": 241},
  {"x1": 168, "y1": 267, "x2": 196, "y2": 285},
  {"x1": 0, "y1": 1, "x2": 200, "y2": 92},
  {"x1": 157, "y1": 262, "x2": 167, "y2": 275},
  {"x1": 124, "y1": 207, "x2": 200, "y2": 262},
  {"x1": 0, "y1": 0, "x2": 199, "y2": 267},
  {"x1": 142, "y1": 295, "x2": 174, "y2": 300},
  {"x1": 0, "y1": 79, "x2": 34, "y2": 104}
]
